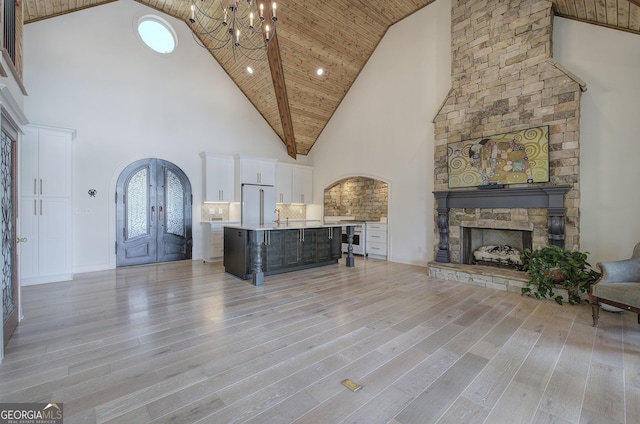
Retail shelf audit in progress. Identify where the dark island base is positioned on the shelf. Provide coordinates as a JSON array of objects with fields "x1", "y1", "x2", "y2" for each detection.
[{"x1": 224, "y1": 225, "x2": 355, "y2": 286}]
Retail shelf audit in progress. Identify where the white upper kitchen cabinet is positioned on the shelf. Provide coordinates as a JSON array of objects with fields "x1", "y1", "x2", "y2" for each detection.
[
  {"x1": 275, "y1": 163, "x2": 292, "y2": 203},
  {"x1": 237, "y1": 155, "x2": 277, "y2": 186},
  {"x1": 292, "y1": 165, "x2": 313, "y2": 204},
  {"x1": 276, "y1": 163, "x2": 313, "y2": 204},
  {"x1": 20, "y1": 124, "x2": 75, "y2": 285},
  {"x1": 201, "y1": 153, "x2": 235, "y2": 202}
]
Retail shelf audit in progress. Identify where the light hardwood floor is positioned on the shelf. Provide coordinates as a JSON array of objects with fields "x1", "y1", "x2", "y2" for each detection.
[{"x1": 1, "y1": 258, "x2": 638, "y2": 424}]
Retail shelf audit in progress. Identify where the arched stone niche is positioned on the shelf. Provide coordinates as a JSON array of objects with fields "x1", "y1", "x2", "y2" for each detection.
[{"x1": 324, "y1": 176, "x2": 388, "y2": 221}]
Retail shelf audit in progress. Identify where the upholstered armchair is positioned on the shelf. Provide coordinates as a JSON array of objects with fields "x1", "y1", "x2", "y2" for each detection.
[{"x1": 590, "y1": 242, "x2": 640, "y2": 326}]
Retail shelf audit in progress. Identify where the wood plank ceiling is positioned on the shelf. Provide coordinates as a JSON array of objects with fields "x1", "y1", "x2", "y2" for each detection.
[{"x1": 23, "y1": 0, "x2": 640, "y2": 157}]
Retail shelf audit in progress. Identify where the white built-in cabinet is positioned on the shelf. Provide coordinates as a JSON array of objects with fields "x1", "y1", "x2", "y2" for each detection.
[
  {"x1": 238, "y1": 155, "x2": 276, "y2": 186},
  {"x1": 276, "y1": 163, "x2": 313, "y2": 204},
  {"x1": 20, "y1": 124, "x2": 75, "y2": 285},
  {"x1": 202, "y1": 223, "x2": 225, "y2": 261},
  {"x1": 200, "y1": 153, "x2": 235, "y2": 202},
  {"x1": 366, "y1": 222, "x2": 387, "y2": 259}
]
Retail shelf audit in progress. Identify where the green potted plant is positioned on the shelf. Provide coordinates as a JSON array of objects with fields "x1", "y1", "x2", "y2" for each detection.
[{"x1": 520, "y1": 244, "x2": 601, "y2": 305}]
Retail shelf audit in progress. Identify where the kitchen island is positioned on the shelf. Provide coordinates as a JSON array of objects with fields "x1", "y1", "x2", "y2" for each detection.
[{"x1": 224, "y1": 222, "x2": 357, "y2": 285}]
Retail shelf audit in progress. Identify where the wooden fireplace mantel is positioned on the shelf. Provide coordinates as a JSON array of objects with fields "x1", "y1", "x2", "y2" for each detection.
[{"x1": 433, "y1": 185, "x2": 571, "y2": 263}]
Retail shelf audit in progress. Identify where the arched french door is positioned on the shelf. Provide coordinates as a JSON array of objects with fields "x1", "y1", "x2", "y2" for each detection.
[{"x1": 116, "y1": 159, "x2": 192, "y2": 267}]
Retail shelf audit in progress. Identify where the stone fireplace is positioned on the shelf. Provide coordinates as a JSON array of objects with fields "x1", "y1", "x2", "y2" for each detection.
[{"x1": 429, "y1": 0, "x2": 586, "y2": 290}]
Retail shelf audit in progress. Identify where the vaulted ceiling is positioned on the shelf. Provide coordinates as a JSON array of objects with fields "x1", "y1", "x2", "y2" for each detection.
[{"x1": 24, "y1": 0, "x2": 640, "y2": 157}]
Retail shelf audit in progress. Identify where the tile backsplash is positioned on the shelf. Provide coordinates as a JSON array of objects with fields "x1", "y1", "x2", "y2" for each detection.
[
  {"x1": 201, "y1": 203, "x2": 307, "y2": 222},
  {"x1": 276, "y1": 204, "x2": 307, "y2": 220},
  {"x1": 201, "y1": 203, "x2": 230, "y2": 222}
]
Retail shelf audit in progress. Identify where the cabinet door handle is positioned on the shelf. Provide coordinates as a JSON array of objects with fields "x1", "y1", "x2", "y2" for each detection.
[
  {"x1": 40, "y1": 199, "x2": 43, "y2": 215},
  {"x1": 301, "y1": 194, "x2": 304, "y2": 203},
  {"x1": 219, "y1": 190, "x2": 222, "y2": 201},
  {"x1": 158, "y1": 205, "x2": 163, "y2": 222},
  {"x1": 33, "y1": 199, "x2": 37, "y2": 215},
  {"x1": 33, "y1": 179, "x2": 37, "y2": 195},
  {"x1": 40, "y1": 179, "x2": 43, "y2": 195},
  {"x1": 151, "y1": 205, "x2": 155, "y2": 222}
]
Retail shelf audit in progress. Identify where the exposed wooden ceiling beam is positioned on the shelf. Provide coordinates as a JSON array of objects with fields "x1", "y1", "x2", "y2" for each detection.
[
  {"x1": 629, "y1": 0, "x2": 640, "y2": 7},
  {"x1": 266, "y1": 33, "x2": 297, "y2": 159}
]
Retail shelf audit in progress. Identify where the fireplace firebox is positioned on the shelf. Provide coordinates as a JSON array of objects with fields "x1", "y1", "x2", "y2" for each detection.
[{"x1": 461, "y1": 227, "x2": 532, "y2": 268}]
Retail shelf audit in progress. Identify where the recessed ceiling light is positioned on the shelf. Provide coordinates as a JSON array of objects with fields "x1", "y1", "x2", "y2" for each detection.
[
  {"x1": 247, "y1": 66, "x2": 254, "y2": 74},
  {"x1": 316, "y1": 68, "x2": 324, "y2": 76}
]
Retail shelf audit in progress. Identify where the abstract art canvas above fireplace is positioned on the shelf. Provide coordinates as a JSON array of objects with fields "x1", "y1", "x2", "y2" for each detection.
[{"x1": 447, "y1": 126, "x2": 549, "y2": 188}]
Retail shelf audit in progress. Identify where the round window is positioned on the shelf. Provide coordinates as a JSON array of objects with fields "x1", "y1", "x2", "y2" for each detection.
[{"x1": 137, "y1": 15, "x2": 177, "y2": 54}]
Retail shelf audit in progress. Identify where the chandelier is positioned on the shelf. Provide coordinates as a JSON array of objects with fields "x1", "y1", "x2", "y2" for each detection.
[{"x1": 189, "y1": 0, "x2": 278, "y2": 62}]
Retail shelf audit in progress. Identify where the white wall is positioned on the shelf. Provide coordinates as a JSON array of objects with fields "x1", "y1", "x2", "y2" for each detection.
[
  {"x1": 23, "y1": 0, "x2": 297, "y2": 272},
  {"x1": 308, "y1": 0, "x2": 452, "y2": 266},
  {"x1": 554, "y1": 18, "x2": 640, "y2": 263}
]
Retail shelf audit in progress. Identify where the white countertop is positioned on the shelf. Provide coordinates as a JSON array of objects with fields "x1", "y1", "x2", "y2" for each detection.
[
  {"x1": 324, "y1": 217, "x2": 388, "y2": 224},
  {"x1": 225, "y1": 221, "x2": 357, "y2": 231}
]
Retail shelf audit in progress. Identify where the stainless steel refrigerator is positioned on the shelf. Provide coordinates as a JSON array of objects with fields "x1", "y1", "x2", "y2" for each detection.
[{"x1": 241, "y1": 183, "x2": 277, "y2": 226}]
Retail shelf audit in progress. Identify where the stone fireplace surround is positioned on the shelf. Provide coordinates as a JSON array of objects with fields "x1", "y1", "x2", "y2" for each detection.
[
  {"x1": 428, "y1": 0, "x2": 586, "y2": 292},
  {"x1": 433, "y1": 185, "x2": 571, "y2": 263},
  {"x1": 429, "y1": 185, "x2": 571, "y2": 294}
]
